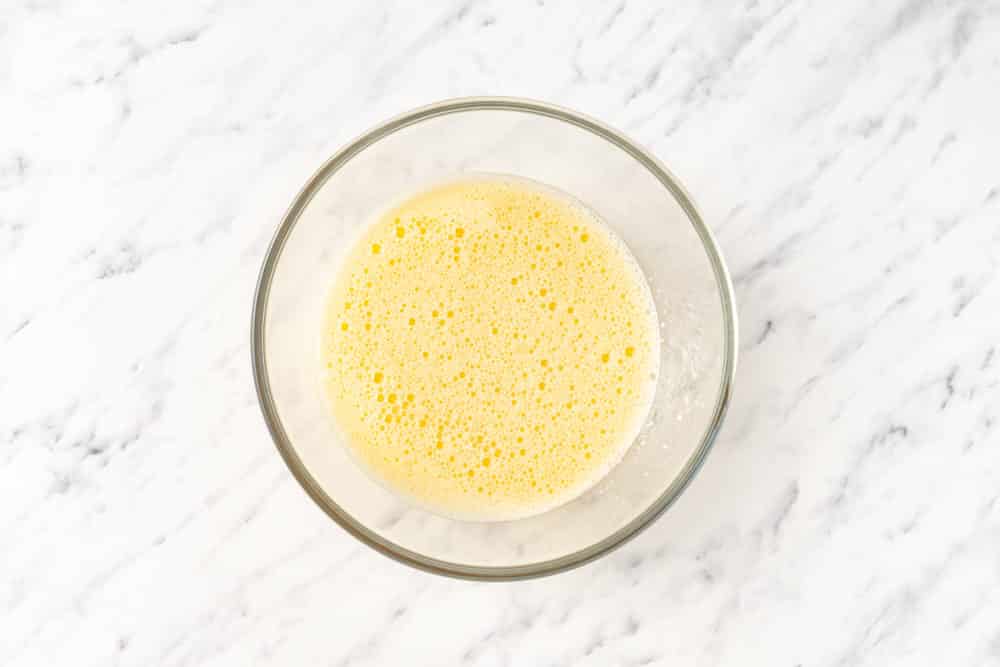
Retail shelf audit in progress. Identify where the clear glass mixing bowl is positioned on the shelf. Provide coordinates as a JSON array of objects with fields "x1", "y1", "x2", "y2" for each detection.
[{"x1": 252, "y1": 98, "x2": 737, "y2": 579}]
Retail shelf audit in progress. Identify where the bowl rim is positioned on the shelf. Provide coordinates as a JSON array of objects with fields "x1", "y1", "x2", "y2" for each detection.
[{"x1": 251, "y1": 96, "x2": 738, "y2": 581}]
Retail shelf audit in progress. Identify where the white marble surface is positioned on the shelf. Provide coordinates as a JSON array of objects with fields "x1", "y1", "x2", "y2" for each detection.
[{"x1": 3, "y1": 0, "x2": 1000, "y2": 664}]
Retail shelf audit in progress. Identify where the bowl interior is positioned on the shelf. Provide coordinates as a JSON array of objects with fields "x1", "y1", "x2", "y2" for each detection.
[{"x1": 255, "y1": 100, "x2": 733, "y2": 577}]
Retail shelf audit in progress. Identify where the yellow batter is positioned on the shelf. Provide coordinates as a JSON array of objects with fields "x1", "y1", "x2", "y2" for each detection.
[{"x1": 322, "y1": 176, "x2": 659, "y2": 520}]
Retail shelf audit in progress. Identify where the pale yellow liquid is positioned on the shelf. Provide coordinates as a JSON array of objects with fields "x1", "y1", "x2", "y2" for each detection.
[{"x1": 322, "y1": 176, "x2": 659, "y2": 520}]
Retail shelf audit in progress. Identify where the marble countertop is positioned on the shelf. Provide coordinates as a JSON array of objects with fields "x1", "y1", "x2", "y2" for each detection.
[{"x1": 4, "y1": 1, "x2": 999, "y2": 665}]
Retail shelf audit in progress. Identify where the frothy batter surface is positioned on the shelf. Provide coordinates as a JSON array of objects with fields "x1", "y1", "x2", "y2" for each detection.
[{"x1": 322, "y1": 176, "x2": 658, "y2": 520}]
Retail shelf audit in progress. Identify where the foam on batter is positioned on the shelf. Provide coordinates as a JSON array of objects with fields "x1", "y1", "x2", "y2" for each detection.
[{"x1": 322, "y1": 175, "x2": 659, "y2": 520}]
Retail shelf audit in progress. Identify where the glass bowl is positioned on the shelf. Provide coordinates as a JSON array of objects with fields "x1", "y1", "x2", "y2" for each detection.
[{"x1": 252, "y1": 98, "x2": 737, "y2": 580}]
